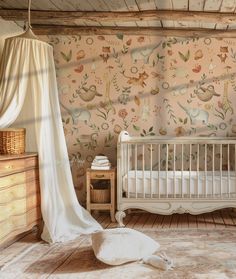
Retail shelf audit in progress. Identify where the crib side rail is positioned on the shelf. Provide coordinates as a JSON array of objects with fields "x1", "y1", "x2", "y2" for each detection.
[
  {"x1": 117, "y1": 132, "x2": 236, "y2": 200},
  {"x1": 121, "y1": 137, "x2": 236, "y2": 145}
]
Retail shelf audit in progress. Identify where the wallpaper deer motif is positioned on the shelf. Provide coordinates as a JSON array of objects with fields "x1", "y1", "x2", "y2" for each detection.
[{"x1": 44, "y1": 34, "x2": 236, "y2": 202}]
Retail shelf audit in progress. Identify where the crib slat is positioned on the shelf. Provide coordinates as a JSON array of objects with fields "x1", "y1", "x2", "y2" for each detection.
[
  {"x1": 150, "y1": 144, "x2": 153, "y2": 199},
  {"x1": 142, "y1": 144, "x2": 145, "y2": 198},
  {"x1": 234, "y1": 144, "x2": 236, "y2": 196},
  {"x1": 197, "y1": 144, "x2": 199, "y2": 198},
  {"x1": 181, "y1": 144, "x2": 184, "y2": 198},
  {"x1": 220, "y1": 144, "x2": 222, "y2": 197},
  {"x1": 189, "y1": 144, "x2": 192, "y2": 198},
  {"x1": 173, "y1": 144, "x2": 176, "y2": 198},
  {"x1": 166, "y1": 144, "x2": 168, "y2": 198},
  {"x1": 127, "y1": 144, "x2": 130, "y2": 198},
  {"x1": 158, "y1": 144, "x2": 160, "y2": 199},
  {"x1": 135, "y1": 144, "x2": 137, "y2": 199},
  {"x1": 212, "y1": 144, "x2": 215, "y2": 196},
  {"x1": 205, "y1": 144, "x2": 207, "y2": 197},
  {"x1": 228, "y1": 144, "x2": 230, "y2": 198}
]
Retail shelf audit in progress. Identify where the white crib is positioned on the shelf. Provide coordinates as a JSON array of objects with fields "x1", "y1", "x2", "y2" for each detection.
[{"x1": 115, "y1": 131, "x2": 236, "y2": 226}]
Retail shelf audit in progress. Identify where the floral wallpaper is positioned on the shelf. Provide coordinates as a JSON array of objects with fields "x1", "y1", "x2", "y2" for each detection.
[{"x1": 43, "y1": 34, "x2": 236, "y2": 202}]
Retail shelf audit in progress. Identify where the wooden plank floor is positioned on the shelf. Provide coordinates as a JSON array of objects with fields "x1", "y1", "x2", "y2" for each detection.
[
  {"x1": 93, "y1": 209, "x2": 236, "y2": 229},
  {"x1": 0, "y1": 209, "x2": 235, "y2": 278}
]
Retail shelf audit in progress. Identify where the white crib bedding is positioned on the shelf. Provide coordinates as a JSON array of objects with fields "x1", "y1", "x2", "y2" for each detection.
[{"x1": 122, "y1": 170, "x2": 236, "y2": 198}]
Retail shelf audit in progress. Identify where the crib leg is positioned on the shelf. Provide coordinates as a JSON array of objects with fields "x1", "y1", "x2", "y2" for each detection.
[
  {"x1": 231, "y1": 208, "x2": 236, "y2": 214},
  {"x1": 115, "y1": 211, "x2": 126, "y2": 227}
]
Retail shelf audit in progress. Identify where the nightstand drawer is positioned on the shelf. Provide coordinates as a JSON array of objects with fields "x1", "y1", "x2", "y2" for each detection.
[{"x1": 89, "y1": 172, "x2": 111, "y2": 179}]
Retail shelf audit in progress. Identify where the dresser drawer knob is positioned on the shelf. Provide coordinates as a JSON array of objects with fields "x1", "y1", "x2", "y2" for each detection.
[{"x1": 6, "y1": 165, "x2": 13, "y2": 169}]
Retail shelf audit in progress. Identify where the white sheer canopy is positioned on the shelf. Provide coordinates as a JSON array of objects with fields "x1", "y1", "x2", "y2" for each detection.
[{"x1": 0, "y1": 36, "x2": 102, "y2": 243}]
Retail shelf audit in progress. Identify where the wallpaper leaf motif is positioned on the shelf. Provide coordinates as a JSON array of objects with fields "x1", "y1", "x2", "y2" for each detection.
[
  {"x1": 60, "y1": 50, "x2": 72, "y2": 62},
  {"x1": 44, "y1": 34, "x2": 236, "y2": 202},
  {"x1": 178, "y1": 50, "x2": 190, "y2": 62}
]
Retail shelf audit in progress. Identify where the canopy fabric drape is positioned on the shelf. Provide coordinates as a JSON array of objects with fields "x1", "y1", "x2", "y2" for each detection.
[{"x1": 0, "y1": 36, "x2": 102, "y2": 243}]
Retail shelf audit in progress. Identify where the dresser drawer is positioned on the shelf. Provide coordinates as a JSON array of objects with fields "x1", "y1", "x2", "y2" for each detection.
[
  {"x1": 0, "y1": 181, "x2": 39, "y2": 204},
  {"x1": 0, "y1": 207, "x2": 41, "y2": 242},
  {"x1": 0, "y1": 193, "x2": 39, "y2": 222},
  {"x1": 0, "y1": 159, "x2": 25, "y2": 176},
  {"x1": 0, "y1": 156, "x2": 38, "y2": 176},
  {"x1": 0, "y1": 172, "x2": 26, "y2": 189},
  {"x1": 0, "y1": 184, "x2": 26, "y2": 204},
  {"x1": 0, "y1": 198, "x2": 27, "y2": 222},
  {"x1": 0, "y1": 169, "x2": 39, "y2": 190}
]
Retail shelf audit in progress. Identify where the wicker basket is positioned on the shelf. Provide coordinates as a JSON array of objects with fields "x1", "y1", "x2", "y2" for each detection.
[
  {"x1": 0, "y1": 128, "x2": 25, "y2": 155},
  {"x1": 91, "y1": 186, "x2": 110, "y2": 203}
]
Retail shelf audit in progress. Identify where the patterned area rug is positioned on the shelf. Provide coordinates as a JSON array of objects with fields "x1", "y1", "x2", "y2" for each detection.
[{"x1": 1, "y1": 229, "x2": 236, "y2": 279}]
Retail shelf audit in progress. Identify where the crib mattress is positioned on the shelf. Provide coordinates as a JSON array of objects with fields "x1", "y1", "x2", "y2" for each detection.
[{"x1": 122, "y1": 170, "x2": 236, "y2": 198}]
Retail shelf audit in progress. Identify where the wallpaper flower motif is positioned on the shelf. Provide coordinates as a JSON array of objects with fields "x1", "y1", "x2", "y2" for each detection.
[{"x1": 44, "y1": 34, "x2": 236, "y2": 203}]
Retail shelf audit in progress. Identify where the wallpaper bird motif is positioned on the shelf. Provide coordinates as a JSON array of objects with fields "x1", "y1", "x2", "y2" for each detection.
[{"x1": 44, "y1": 34, "x2": 236, "y2": 203}]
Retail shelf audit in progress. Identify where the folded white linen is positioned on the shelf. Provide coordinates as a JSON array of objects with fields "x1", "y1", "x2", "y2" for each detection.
[{"x1": 91, "y1": 166, "x2": 111, "y2": 170}]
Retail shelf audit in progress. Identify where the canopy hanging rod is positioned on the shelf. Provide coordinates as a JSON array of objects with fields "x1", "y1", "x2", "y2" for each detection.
[{"x1": 28, "y1": 0, "x2": 32, "y2": 29}]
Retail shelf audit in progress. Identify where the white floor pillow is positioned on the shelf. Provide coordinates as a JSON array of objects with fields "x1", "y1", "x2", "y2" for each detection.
[{"x1": 91, "y1": 228, "x2": 160, "y2": 265}]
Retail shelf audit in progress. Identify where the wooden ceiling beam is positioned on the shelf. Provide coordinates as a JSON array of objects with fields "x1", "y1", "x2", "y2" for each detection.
[
  {"x1": 1, "y1": 9, "x2": 236, "y2": 25},
  {"x1": 33, "y1": 25, "x2": 236, "y2": 37}
]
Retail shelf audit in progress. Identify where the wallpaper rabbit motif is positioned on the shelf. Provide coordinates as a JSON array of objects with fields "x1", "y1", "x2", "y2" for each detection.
[{"x1": 44, "y1": 34, "x2": 236, "y2": 202}]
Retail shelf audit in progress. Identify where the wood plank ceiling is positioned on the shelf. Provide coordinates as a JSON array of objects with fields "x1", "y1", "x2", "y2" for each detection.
[{"x1": 1, "y1": 0, "x2": 236, "y2": 35}]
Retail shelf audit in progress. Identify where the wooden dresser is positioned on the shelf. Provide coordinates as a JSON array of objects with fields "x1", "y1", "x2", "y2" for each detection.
[{"x1": 0, "y1": 153, "x2": 41, "y2": 247}]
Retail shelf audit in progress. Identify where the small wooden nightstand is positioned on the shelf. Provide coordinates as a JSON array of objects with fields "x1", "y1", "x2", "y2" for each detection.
[{"x1": 86, "y1": 168, "x2": 116, "y2": 222}]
